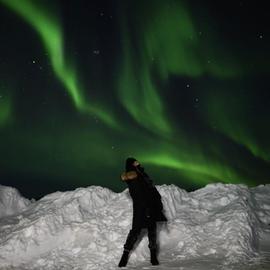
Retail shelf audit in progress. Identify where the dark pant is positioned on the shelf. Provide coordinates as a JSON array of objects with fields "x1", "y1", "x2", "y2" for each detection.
[{"x1": 123, "y1": 221, "x2": 157, "y2": 251}]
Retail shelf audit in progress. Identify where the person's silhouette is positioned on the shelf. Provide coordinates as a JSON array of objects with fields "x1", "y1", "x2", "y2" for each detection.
[{"x1": 118, "y1": 157, "x2": 167, "y2": 267}]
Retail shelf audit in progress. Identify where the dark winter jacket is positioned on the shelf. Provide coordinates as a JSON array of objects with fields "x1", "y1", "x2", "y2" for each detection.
[{"x1": 121, "y1": 170, "x2": 167, "y2": 229}]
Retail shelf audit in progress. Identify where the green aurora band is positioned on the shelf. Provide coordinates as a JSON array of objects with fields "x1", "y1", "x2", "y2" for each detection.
[
  {"x1": 0, "y1": 0, "x2": 120, "y2": 129},
  {"x1": 117, "y1": 0, "x2": 240, "y2": 137},
  {"x1": 1, "y1": 0, "x2": 266, "y2": 196},
  {"x1": 203, "y1": 90, "x2": 270, "y2": 163},
  {"x1": 117, "y1": 0, "x2": 254, "y2": 185}
]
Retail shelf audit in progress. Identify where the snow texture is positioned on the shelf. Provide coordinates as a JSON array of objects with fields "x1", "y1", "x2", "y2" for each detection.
[
  {"x1": 0, "y1": 183, "x2": 270, "y2": 270},
  {"x1": 0, "y1": 184, "x2": 31, "y2": 218}
]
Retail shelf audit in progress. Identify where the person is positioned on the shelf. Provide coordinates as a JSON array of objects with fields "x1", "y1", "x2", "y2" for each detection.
[{"x1": 118, "y1": 157, "x2": 167, "y2": 267}]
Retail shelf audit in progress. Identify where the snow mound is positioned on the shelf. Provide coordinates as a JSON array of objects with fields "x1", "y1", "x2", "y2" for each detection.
[
  {"x1": 0, "y1": 184, "x2": 31, "y2": 218},
  {"x1": 0, "y1": 183, "x2": 269, "y2": 270}
]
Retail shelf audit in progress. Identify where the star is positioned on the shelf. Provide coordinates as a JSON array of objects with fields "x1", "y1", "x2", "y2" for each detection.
[
  {"x1": 193, "y1": 97, "x2": 199, "y2": 109},
  {"x1": 186, "y1": 84, "x2": 190, "y2": 88},
  {"x1": 32, "y1": 60, "x2": 36, "y2": 64},
  {"x1": 259, "y1": 34, "x2": 263, "y2": 39},
  {"x1": 93, "y1": 50, "x2": 100, "y2": 55}
]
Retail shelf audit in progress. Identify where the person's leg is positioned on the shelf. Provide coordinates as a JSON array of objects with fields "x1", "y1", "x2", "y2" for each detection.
[
  {"x1": 123, "y1": 227, "x2": 141, "y2": 251},
  {"x1": 118, "y1": 227, "x2": 141, "y2": 267},
  {"x1": 147, "y1": 221, "x2": 157, "y2": 249},
  {"x1": 147, "y1": 221, "x2": 159, "y2": 265}
]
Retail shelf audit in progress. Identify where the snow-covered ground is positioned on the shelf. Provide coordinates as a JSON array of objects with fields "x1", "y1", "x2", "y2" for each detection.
[{"x1": 0, "y1": 182, "x2": 270, "y2": 270}]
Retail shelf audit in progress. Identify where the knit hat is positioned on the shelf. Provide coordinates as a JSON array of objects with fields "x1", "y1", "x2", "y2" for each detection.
[{"x1": 125, "y1": 157, "x2": 137, "y2": 172}]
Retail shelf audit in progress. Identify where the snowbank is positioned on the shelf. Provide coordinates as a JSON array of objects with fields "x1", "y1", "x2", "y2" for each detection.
[
  {"x1": 0, "y1": 184, "x2": 31, "y2": 218},
  {"x1": 0, "y1": 183, "x2": 269, "y2": 269}
]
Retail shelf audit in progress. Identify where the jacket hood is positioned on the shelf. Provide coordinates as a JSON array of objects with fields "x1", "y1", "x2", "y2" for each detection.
[{"x1": 125, "y1": 157, "x2": 137, "y2": 172}]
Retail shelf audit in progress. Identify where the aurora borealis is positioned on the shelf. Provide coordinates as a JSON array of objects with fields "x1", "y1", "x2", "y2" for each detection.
[{"x1": 0, "y1": 0, "x2": 269, "y2": 199}]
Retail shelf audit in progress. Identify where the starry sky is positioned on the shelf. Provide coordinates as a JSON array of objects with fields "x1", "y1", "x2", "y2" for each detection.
[{"x1": 0, "y1": 0, "x2": 269, "y2": 199}]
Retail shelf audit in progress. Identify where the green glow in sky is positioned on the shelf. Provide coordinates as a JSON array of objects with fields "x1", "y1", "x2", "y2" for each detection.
[
  {"x1": 117, "y1": 34, "x2": 172, "y2": 137},
  {"x1": 203, "y1": 90, "x2": 270, "y2": 162},
  {"x1": 122, "y1": 0, "x2": 240, "y2": 80},
  {"x1": 0, "y1": 0, "x2": 119, "y2": 129},
  {"x1": 117, "y1": 0, "x2": 241, "y2": 136},
  {"x1": 0, "y1": 0, "x2": 266, "y2": 197},
  {"x1": 115, "y1": 0, "x2": 253, "y2": 185},
  {"x1": 141, "y1": 153, "x2": 247, "y2": 185}
]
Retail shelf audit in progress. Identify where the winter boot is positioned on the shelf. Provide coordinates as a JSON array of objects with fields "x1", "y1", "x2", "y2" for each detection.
[
  {"x1": 150, "y1": 248, "x2": 159, "y2": 265},
  {"x1": 118, "y1": 249, "x2": 130, "y2": 267}
]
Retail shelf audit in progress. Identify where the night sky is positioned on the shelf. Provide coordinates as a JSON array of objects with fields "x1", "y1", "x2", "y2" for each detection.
[{"x1": 0, "y1": 0, "x2": 269, "y2": 200}]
